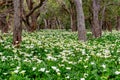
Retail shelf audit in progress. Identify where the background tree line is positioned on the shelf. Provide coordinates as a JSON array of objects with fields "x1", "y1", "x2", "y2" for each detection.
[{"x1": 0, "y1": 0, "x2": 120, "y2": 46}]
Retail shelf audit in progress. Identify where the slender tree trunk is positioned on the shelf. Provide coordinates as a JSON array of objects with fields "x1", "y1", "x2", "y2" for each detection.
[
  {"x1": 107, "y1": 21, "x2": 112, "y2": 32},
  {"x1": 47, "y1": 19, "x2": 51, "y2": 29},
  {"x1": 44, "y1": 19, "x2": 48, "y2": 29},
  {"x1": 13, "y1": 0, "x2": 23, "y2": 46},
  {"x1": 0, "y1": 14, "x2": 9, "y2": 33},
  {"x1": 55, "y1": 17, "x2": 59, "y2": 29},
  {"x1": 23, "y1": 0, "x2": 47, "y2": 32},
  {"x1": 100, "y1": 6, "x2": 106, "y2": 28},
  {"x1": 91, "y1": 0, "x2": 102, "y2": 38},
  {"x1": 116, "y1": 16, "x2": 120, "y2": 31},
  {"x1": 70, "y1": 12, "x2": 77, "y2": 31},
  {"x1": 74, "y1": 0, "x2": 87, "y2": 41},
  {"x1": 26, "y1": 0, "x2": 37, "y2": 32},
  {"x1": 70, "y1": 4, "x2": 77, "y2": 31},
  {"x1": 102, "y1": 21, "x2": 107, "y2": 30},
  {"x1": 57, "y1": 18, "x2": 63, "y2": 29},
  {"x1": 30, "y1": 14, "x2": 38, "y2": 31}
]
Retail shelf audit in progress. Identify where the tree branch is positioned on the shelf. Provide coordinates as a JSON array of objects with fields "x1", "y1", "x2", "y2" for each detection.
[{"x1": 26, "y1": 0, "x2": 47, "y2": 17}]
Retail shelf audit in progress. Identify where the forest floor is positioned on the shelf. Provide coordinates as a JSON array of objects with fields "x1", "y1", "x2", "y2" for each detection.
[{"x1": 0, "y1": 30, "x2": 120, "y2": 80}]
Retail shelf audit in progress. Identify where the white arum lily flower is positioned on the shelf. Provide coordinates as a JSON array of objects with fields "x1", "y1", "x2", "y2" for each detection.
[
  {"x1": 115, "y1": 71, "x2": 120, "y2": 75},
  {"x1": 102, "y1": 64, "x2": 106, "y2": 69},
  {"x1": 14, "y1": 70, "x2": 19, "y2": 73},
  {"x1": 32, "y1": 67, "x2": 36, "y2": 71},
  {"x1": 39, "y1": 68, "x2": 46, "y2": 72},
  {"x1": 80, "y1": 78, "x2": 85, "y2": 80}
]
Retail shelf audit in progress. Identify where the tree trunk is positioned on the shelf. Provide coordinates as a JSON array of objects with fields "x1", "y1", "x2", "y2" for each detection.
[
  {"x1": 102, "y1": 21, "x2": 107, "y2": 31},
  {"x1": 56, "y1": 18, "x2": 63, "y2": 29},
  {"x1": 47, "y1": 19, "x2": 51, "y2": 29},
  {"x1": 74, "y1": 0, "x2": 87, "y2": 41},
  {"x1": 70, "y1": 11, "x2": 77, "y2": 31},
  {"x1": 29, "y1": 14, "x2": 38, "y2": 31},
  {"x1": 44, "y1": 19, "x2": 48, "y2": 29},
  {"x1": 13, "y1": 0, "x2": 23, "y2": 46},
  {"x1": 91, "y1": 0, "x2": 102, "y2": 38},
  {"x1": 100, "y1": 6, "x2": 106, "y2": 28},
  {"x1": 116, "y1": 16, "x2": 120, "y2": 31},
  {"x1": 26, "y1": 0, "x2": 38, "y2": 32},
  {"x1": 70, "y1": 3, "x2": 77, "y2": 32},
  {"x1": 22, "y1": 0, "x2": 47, "y2": 32},
  {"x1": 107, "y1": 21, "x2": 112, "y2": 32},
  {"x1": 0, "y1": 14, "x2": 9, "y2": 33}
]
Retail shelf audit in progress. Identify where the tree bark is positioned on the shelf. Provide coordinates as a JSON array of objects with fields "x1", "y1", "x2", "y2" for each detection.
[
  {"x1": 57, "y1": 0, "x2": 77, "y2": 31},
  {"x1": 74, "y1": 0, "x2": 87, "y2": 41},
  {"x1": 70, "y1": 1, "x2": 77, "y2": 32},
  {"x1": 0, "y1": 14, "x2": 9, "y2": 33},
  {"x1": 13, "y1": 0, "x2": 23, "y2": 46},
  {"x1": 107, "y1": 21, "x2": 112, "y2": 32},
  {"x1": 70, "y1": 6, "x2": 77, "y2": 31},
  {"x1": 100, "y1": 6, "x2": 106, "y2": 28},
  {"x1": 116, "y1": 16, "x2": 120, "y2": 31},
  {"x1": 44, "y1": 19, "x2": 48, "y2": 29},
  {"x1": 91, "y1": 0, "x2": 102, "y2": 38},
  {"x1": 22, "y1": 0, "x2": 47, "y2": 32}
]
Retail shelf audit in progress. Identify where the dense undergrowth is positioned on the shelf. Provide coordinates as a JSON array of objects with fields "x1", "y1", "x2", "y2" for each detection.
[{"x1": 0, "y1": 30, "x2": 120, "y2": 80}]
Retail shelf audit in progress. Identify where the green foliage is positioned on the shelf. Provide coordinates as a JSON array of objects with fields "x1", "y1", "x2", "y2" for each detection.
[
  {"x1": 0, "y1": 30, "x2": 120, "y2": 79},
  {"x1": 42, "y1": 0, "x2": 61, "y2": 18}
]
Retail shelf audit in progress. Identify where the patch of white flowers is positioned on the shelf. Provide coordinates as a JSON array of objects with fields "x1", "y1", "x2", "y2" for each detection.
[
  {"x1": 51, "y1": 66, "x2": 60, "y2": 72},
  {"x1": 39, "y1": 68, "x2": 46, "y2": 72},
  {"x1": 115, "y1": 71, "x2": 120, "y2": 75},
  {"x1": 0, "y1": 30, "x2": 120, "y2": 79}
]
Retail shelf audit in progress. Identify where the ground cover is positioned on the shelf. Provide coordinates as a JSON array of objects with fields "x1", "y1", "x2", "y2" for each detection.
[{"x1": 0, "y1": 30, "x2": 120, "y2": 80}]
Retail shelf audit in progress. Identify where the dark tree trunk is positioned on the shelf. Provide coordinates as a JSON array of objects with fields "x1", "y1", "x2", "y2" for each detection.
[
  {"x1": 0, "y1": 14, "x2": 9, "y2": 33},
  {"x1": 26, "y1": 0, "x2": 38, "y2": 32},
  {"x1": 107, "y1": 21, "x2": 112, "y2": 32},
  {"x1": 44, "y1": 19, "x2": 48, "y2": 29},
  {"x1": 91, "y1": 0, "x2": 102, "y2": 38},
  {"x1": 29, "y1": 14, "x2": 38, "y2": 32},
  {"x1": 70, "y1": 2, "x2": 77, "y2": 32},
  {"x1": 51, "y1": 18, "x2": 56, "y2": 29},
  {"x1": 102, "y1": 21, "x2": 107, "y2": 30},
  {"x1": 100, "y1": 6, "x2": 106, "y2": 28},
  {"x1": 47, "y1": 19, "x2": 51, "y2": 29},
  {"x1": 13, "y1": 0, "x2": 23, "y2": 46},
  {"x1": 58, "y1": 0, "x2": 77, "y2": 31},
  {"x1": 56, "y1": 18, "x2": 64, "y2": 29},
  {"x1": 22, "y1": 0, "x2": 47, "y2": 32},
  {"x1": 70, "y1": 10, "x2": 77, "y2": 31},
  {"x1": 116, "y1": 16, "x2": 120, "y2": 31},
  {"x1": 74, "y1": 0, "x2": 87, "y2": 41},
  {"x1": 55, "y1": 17, "x2": 60, "y2": 29}
]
